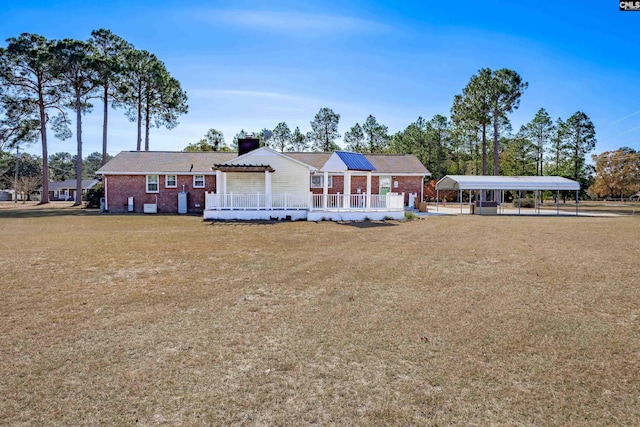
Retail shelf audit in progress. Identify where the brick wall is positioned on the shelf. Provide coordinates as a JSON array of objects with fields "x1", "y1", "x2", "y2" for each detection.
[
  {"x1": 106, "y1": 173, "x2": 425, "y2": 213},
  {"x1": 309, "y1": 175, "x2": 424, "y2": 205},
  {"x1": 105, "y1": 175, "x2": 215, "y2": 213}
]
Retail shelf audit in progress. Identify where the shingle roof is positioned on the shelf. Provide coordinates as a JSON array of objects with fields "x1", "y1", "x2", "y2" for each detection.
[
  {"x1": 364, "y1": 154, "x2": 430, "y2": 175},
  {"x1": 96, "y1": 151, "x2": 237, "y2": 174},
  {"x1": 48, "y1": 179, "x2": 99, "y2": 190},
  {"x1": 285, "y1": 152, "x2": 331, "y2": 169},
  {"x1": 288, "y1": 153, "x2": 430, "y2": 175},
  {"x1": 97, "y1": 151, "x2": 430, "y2": 176}
]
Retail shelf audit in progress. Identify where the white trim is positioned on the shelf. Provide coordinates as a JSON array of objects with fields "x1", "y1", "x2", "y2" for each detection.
[
  {"x1": 146, "y1": 175, "x2": 159, "y2": 193},
  {"x1": 311, "y1": 174, "x2": 333, "y2": 188},
  {"x1": 165, "y1": 174, "x2": 177, "y2": 188},
  {"x1": 98, "y1": 171, "x2": 217, "y2": 176},
  {"x1": 193, "y1": 175, "x2": 205, "y2": 188}
]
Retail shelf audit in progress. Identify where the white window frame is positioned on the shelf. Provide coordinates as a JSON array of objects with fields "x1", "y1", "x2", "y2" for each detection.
[
  {"x1": 311, "y1": 175, "x2": 332, "y2": 188},
  {"x1": 193, "y1": 175, "x2": 205, "y2": 188},
  {"x1": 146, "y1": 175, "x2": 159, "y2": 193},
  {"x1": 165, "y1": 175, "x2": 177, "y2": 188},
  {"x1": 379, "y1": 175, "x2": 392, "y2": 194}
]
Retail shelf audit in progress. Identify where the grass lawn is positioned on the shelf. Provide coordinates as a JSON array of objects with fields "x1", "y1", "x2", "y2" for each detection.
[{"x1": 1, "y1": 205, "x2": 639, "y2": 425}]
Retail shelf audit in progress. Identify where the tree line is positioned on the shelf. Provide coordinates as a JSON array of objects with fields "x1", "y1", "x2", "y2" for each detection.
[
  {"x1": 0, "y1": 150, "x2": 112, "y2": 195},
  {"x1": 187, "y1": 67, "x2": 609, "y2": 195},
  {"x1": 0, "y1": 30, "x2": 188, "y2": 204}
]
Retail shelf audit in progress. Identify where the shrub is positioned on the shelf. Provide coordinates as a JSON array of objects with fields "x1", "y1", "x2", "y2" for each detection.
[
  {"x1": 85, "y1": 183, "x2": 104, "y2": 208},
  {"x1": 512, "y1": 198, "x2": 535, "y2": 208},
  {"x1": 404, "y1": 211, "x2": 418, "y2": 220}
]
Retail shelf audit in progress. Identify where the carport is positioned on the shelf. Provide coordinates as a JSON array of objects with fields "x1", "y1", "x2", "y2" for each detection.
[{"x1": 435, "y1": 175, "x2": 581, "y2": 215}]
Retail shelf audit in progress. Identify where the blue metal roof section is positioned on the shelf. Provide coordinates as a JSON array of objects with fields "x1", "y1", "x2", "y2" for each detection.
[{"x1": 336, "y1": 151, "x2": 376, "y2": 171}]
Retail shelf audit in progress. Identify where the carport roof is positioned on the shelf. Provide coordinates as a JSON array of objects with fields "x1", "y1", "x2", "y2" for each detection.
[{"x1": 436, "y1": 175, "x2": 580, "y2": 191}]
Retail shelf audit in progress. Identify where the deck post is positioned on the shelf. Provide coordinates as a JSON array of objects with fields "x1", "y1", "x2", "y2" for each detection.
[
  {"x1": 215, "y1": 170, "x2": 222, "y2": 210},
  {"x1": 222, "y1": 172, "x2": 228, "y2": 208},
  {"x1": 344, "y1": 171, "x2": 351, "y2": 209},
  {"x1": 366, "y1": 172, "x2": 372, "y2": 209},
  {"x1": 265, "y1": 170, "x2": 272, "y2": 210},
  {"x1": 323, "y1": 171, "x2": 328, "y2": 210}
]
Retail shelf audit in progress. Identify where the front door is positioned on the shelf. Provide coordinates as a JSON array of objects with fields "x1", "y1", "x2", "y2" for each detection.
[{"x1": 379, "y1": 176, "x2": 391, "y2": 195}]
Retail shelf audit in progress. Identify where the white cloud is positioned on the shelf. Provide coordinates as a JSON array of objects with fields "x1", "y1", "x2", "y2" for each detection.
[
  {"x1": 194, "y1": 9, "x2": 389, "y2": 34},
  {"x1": 192, "y1": 89, "x2": 307, "y2": 102}
]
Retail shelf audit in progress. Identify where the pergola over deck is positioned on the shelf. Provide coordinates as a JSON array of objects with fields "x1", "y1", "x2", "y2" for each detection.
[{"x1": 435, "y1": 175, "x2": 581, "y2": 215}]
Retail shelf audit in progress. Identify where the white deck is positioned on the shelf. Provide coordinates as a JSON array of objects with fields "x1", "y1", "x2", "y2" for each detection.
[{"x1": 203, "y1": 192, "x2": 405, "y2": 221}]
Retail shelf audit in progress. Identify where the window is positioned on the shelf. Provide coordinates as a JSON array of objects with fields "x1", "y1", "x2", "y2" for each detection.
[
  {"x1": 379, "y1": 176, "x2": 391, "y2": 195},
  {"x1": 193, "y1": 175, "x2": 205, "y2": 188},
  {"x1": 165, "y1": 175, "x2": 177, "y2": 188},
  {"x1": 311, "y1": 175, "x2": 332, "y2": 188},
  {"x1": 146, "y1": 175, "x2": 159, "y2": 193}
]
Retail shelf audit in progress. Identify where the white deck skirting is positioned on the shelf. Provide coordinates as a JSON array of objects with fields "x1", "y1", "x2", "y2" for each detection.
[{"x1": 204, "y1": 191, "x2": 405, "y2": 221}]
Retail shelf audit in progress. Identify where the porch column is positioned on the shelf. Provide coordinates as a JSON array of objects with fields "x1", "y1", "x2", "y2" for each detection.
[
  {"x1": 265, "y1": 170, "x2": 272, "y2": 210},
  {"x1": 344, "y1": 171, "x2": 351, "y2": 209},
  {"x1": 215, "y1": 170, "x2": 222, "y2": 210},
  {"x1": 366, "y1": 172, "x2": 372, "y2": 209},
  {"x1": 223, "y1": 172, "x2": 228, "y2": 208},
  {"x1": 323, "y1": 171, "x2": 328, "y2": 209}
]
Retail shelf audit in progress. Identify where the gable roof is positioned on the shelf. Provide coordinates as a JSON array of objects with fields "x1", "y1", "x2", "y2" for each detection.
[
  {"x1": 287, "y1": 153, "x2": 430, "y2": 175},
  {"x1": 226, "y1": 146, "x2": 316, "y2": 170},
  {"x1": 48, "y1": 179, "x2": 99, "y2": 190},
  {"x1": 97, "y1": 150, "x2": 430, "y2": 176}
]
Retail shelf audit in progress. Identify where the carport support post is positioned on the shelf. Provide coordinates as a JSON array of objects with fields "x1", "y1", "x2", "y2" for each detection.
[
  {"x1": 556, "y1": 190, "x2": 559, "y2": 216},
  {"x1": 576, "y1": 190, "x2": 579, "y2": 216},
  {"x1": 459, "y1": 189, "x2": 462, "y2": 214},
  {"x1": 518, "y1": 190, "x2": 521, "y2": 215},
  {"x1": 436, "y1": 188, "x2": 439, "y2": 212}
]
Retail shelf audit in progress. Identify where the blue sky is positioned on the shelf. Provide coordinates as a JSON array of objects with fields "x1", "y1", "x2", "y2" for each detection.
[{"x1": 1, "y1": 0, "x2": 639, "y2": 156}]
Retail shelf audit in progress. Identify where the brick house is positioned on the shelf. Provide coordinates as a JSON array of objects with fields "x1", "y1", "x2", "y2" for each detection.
[{"x1": 97, "y1": 146, "x2": 430, "y2": 220}]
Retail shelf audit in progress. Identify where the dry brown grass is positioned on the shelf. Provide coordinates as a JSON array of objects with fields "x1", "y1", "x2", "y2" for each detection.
[{"x1": 1, "y1": 206, "x2": 639, "y2": 425}]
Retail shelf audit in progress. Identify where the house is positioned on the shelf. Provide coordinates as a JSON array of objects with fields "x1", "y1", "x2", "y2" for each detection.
[
  {"x1": 47, "y1": 179, "x2": 99, "y2": 201},
  {"x1": 97, "y1": 143, "x2": 430, "y2": 220}
]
